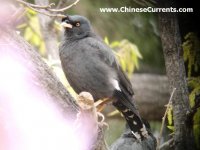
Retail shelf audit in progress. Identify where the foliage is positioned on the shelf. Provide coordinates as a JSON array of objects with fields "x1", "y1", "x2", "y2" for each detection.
[
  {"x1": 17, "y1": 8, "x2": 62, "y2": 57},
  {"x1": 17, "y1": 8, "x2": 46, "y2": 56},
  {"x1": 105, "y1": 37, "x2": 142, "y2": 76},
  {"x1": 166, "y1": 32, "x2": 200, "y2": 148},
  {"x1": 183, "y1": 32, "x2": 200, "y2": 77},
  {"x1": 167, "y1": 103, "x2": 174, "y2": 131},
  {"x1": 183, "y1": 33, "x2": 200, "y2": 148},
  {"x1": 188, "y1": 77, "x2": 200, "y2": 108},
  {"x1": 193, "y1": 108, "x2": 200, "y2": 149},
  {"x1": 188, "y1": 77, "x2": 200, "y2": 148}
]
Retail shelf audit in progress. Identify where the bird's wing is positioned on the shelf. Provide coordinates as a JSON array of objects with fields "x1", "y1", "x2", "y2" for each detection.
[
  {"x1": 87, "y1": 38, "x2": 134, "y2": 96},
  {"x1": 87, "y1": 38, "x2": 147, "y2": 140},
  {"x1": 117, "y1": 66, "x2": 134, "y2": 96}
]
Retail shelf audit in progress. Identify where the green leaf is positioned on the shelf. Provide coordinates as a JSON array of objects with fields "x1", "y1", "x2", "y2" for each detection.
[
  {"x1": 193, "y1": 108, "x2": 200, "y2": 149},
  {"x1": 26, "y1": 7, "x2": 37, "y2": 15},
  {"x1": 32, "y1": 34, "x2": 41, "y2": 46},
  {"x1": 167, "y1": 125, "x2": 174, "y2": 131},
  {"x1": 29, "y1": 16, "x2": 41, "y2": 36},
  {"x1": 167, "y1": 105, "x2": 173, "y2": 126},
  {"x1": 130, "y1": 44, "x2": 143, "y2": 59},
  {"x1": 110, "y1": 41, "x2": 120, "y2": 48},
  {"x1": 104, "y1": 37, "x2": 109, "y2": 45},
  {"x1": 115, "y1": 39, "x2": 142, "y2": 74},
  {"x1": 189, "y1": 86, "x2": 200, "y2": 107},
  {"x1": 24, "y1": 27, "x2": 33, "y2": 41},
  {"x1": 119, "y1": 58, "x2": 126, "y2": 71}
]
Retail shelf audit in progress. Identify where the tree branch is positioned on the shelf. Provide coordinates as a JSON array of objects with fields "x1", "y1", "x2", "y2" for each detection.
[
  {"x1": 1, "y1": 25, "x2": 107, "y2": 149},
  {"x1": 75, "y1": 92, "x2": 108, "y2": 150},
  {"x1": 20, "y1": 3, "x2": 66, "y2": 18},
  {"x1": 159, "y1": 138, "x2": 174, "y2": 150},
  {"x1": 16, "y1": 0, "x2": 80, "y2": 18},
  {"x1": 16, "y1": 0, "x2": 55, "y2": 9},
  {"x1": 158, "y1": 1, "x2": 197, "y2": 149},
  {"x1": 47, "y1": 0, "x2": 79, "y2": 12}
]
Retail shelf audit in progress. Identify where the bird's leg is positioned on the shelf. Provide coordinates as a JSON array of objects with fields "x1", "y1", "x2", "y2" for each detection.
[{"x1": 94, "y1": 98, "x2": 112, "y2": 112}]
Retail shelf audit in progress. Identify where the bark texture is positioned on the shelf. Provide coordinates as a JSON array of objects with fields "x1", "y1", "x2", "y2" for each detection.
[
  {"x1": 158, "y1": 1, "x2": 196, "y2": 149},
  {"x1": 0, "y1": 25, "x2": 110, "y2": 149},
  {"x1": 1, "y1": 27, "x2": 78, "y2": 119}
]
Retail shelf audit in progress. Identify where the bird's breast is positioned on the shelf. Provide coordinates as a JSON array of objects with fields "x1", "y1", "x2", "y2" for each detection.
[{"x1": 60, "y1": 49, "x2": 115, "y2": 100}]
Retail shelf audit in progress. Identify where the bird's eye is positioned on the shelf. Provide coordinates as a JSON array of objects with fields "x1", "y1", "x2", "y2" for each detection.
[{"x1": 75, "y1": 22, "x2": 80, "y2": 27}]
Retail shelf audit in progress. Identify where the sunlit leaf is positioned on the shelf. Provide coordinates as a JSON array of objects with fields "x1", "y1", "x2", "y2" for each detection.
[
  {"x1": 182, "y1": 32, "x2": 200, "y2": 77},
  {"x1": 104, "y1": 37, "x2": 109, "y2": 45},
  {"x1": 54, "y1": 20, "x2": 62, "y2": 31},
  {"x1": 110, "y1": 41, "x2": 120, "y2": 48},
  {"x1": 193, "y1": 108, "x2": 200, "y2": 149},
  {"x1": 109, "y1": 39, "x2": 142, "y2": 75},
  {"x1": 29, "y1": 16, "x2": 41, "y2": 36},
  {"x1": 167, "y1": 125, "x2": 174, "y2": 131},
  {"x1": 167, "y1": 104, "x2": 173, "y2": 126},
  {"x1": 119, "y1": 58, "x2": 126, "y2": 71},
  {"x1": 24, "y1": 27, "x2": 33, "y2": 41},
  {"x1": 130, "y1": 44, "x2": 143, "y2": 59},
  {"x1": 32, "y1": 34, "x2": 40, "y2": 46},
  {"x1": 26, "y1": 7, "x2": 37, "y2": 15}
]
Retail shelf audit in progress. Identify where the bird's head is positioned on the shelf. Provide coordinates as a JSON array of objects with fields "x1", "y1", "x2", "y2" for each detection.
[{"x1": 61, "y1": 15, "x2": 92, "y2": 40}]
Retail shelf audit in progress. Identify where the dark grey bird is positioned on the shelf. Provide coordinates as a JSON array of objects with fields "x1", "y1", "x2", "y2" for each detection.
[{"x1": 59, "y1": 15, "x2": 148, "y2": 140}]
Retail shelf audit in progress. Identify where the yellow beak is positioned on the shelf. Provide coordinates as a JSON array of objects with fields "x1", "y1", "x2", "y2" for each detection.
[{"x1": 61, "y1": 22, "x2": 73, "y2": 28}]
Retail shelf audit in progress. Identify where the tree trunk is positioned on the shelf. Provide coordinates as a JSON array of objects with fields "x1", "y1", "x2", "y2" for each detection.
[
  {"x1": 0, "y1": 26, "x2": 77, "y2": 118},
  {"x1": 158, "y1": 1, "x2": 196, "y2": 149},
  {"x1": 35, "y1": 0, "x2": 59, "y2": 60},
  {"x1": 0, "y1": 26, "x2": 109, "y2": 149}
]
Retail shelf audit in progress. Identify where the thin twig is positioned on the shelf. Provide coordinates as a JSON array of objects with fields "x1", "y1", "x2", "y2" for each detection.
[
  {"x1": 159, "y1": 138, "x2": 174, "y2": 150},
  {"x1": 16, "y1": 0, "x2": 79, "y2": 18},
  {"x1": 26, "y1": 6, "x2": 66, "y2": 18},
  {"x1": 16, "y1": 0, "x2": 55, "y2": 9},
  {"x1": 157, "y1": 88, "x2": 176, "y2": 150},
  {"x1": 47, "y1": 0, "x2": 79, "y2": 12},
  {"x1": 50, "y1": 0, "x2": 70, "y2": 25}
]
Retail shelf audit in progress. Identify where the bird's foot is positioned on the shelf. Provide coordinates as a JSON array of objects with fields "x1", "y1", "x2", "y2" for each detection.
[{"x1": 94, "y1": 98, "x2": 112, "y2": 112}]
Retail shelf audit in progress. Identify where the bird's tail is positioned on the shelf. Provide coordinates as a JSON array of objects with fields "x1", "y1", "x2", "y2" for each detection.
[{"x1": 113, "y1": 90, "x2": 148, "y2": 141}]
